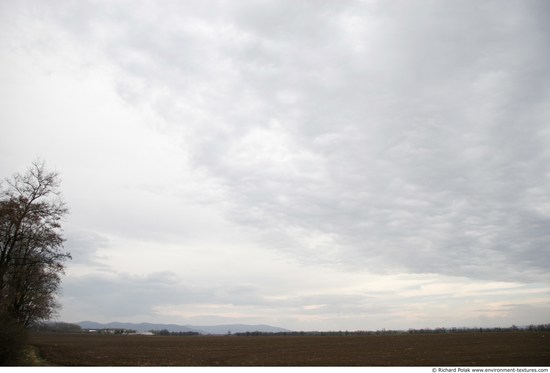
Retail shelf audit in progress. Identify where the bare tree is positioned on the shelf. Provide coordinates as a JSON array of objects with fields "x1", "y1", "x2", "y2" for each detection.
[{"x1": 0, "y1": 160, "x2": 70, "y2": 327}]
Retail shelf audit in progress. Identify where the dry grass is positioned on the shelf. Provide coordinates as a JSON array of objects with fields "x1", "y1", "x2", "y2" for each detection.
[{"x1": 19, "y1": 346, "x2": 51, "y2": 366}]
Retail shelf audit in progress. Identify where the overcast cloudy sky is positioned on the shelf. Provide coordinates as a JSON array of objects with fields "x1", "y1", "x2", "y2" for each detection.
[{"x1": 1, "y1": 0, "x2": 549, "y2": 331}]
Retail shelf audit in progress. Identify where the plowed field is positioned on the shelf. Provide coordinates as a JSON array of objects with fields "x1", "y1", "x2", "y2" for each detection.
[{"x1": 30, "y1": 332, "x2": 550, "y2": 366}]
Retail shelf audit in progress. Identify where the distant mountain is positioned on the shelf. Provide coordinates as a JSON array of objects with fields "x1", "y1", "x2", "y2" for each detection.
[
  {"x1": 192, "y1": 324, "x2": 290, "y2": 335},
  {"x1": 77, "y1": 321, "x2": 200, "y2": 333},
  {"x1": 77, "y1": 321, "x2": 290, "y2": 335}
]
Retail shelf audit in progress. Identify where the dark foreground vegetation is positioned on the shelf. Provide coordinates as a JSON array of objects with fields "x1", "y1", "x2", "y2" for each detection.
[
  {"x1": 30, "y1": 331, "x2": 549, "y2": 366},
  {"x1": 0, "y1": 314, "x2": 28, "y2": 365},
  {"x1": 1, "y1": 161, "x2": 70, "y2": 366}
]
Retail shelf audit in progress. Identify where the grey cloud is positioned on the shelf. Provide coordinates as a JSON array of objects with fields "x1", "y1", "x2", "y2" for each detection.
[
  {"x1": 64, "y1": 230, "x2": 110, "y2": 267},
  {"x1": 282, "y1": 293, "x2": 390, "y2": 317},
  {"x1": 23, "y1": 0, "x2": 550, "y2": 283},
  {"x1": 62, "y1": 273, "x2": 281, "y2": 319},
  {"x1": 62, "y1": 271, "x2": 196, "y2": 318},
  {"x1": 200, "y1": 2, "x2": 546, "y2": 282},
  {"x1": 472, "y1": 303, "x2": 550, "y2": 328}
]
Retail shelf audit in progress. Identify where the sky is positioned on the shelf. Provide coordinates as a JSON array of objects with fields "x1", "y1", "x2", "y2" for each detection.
[{"x1": 1, "y1": 0, "x2": 549, "y2": 332}]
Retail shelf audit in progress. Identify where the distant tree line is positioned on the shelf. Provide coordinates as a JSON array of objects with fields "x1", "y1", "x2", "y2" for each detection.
[
  {"x1": 29, "y1": 325, "x2": 202, "y2": 336},
  {"x1": 99, "y1": 328, "x2": 135, "y2": 335},
  {"x1": 149, "y1": 329, "x2": 200, "y2": 336},
  {"x1": 232, "y1": 324, "x2": 550, "y2": 337},
  {"x1": 29, "y1": 323, "x2": 550, "y2": 338},
  {"x1": 405, "y1": 324, "x2": 550, "y2": 334},
  {"x1": 79, "y1": 328, "x2": 137, "y2": 334},
  {"x1": 32, "y1": 322, "x2": 82, "y2": 333}
]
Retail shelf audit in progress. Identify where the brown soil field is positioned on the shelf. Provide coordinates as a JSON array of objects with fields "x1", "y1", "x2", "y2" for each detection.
[{"x1": 30, "y1": 332, "x2": 550, "y2": 366}]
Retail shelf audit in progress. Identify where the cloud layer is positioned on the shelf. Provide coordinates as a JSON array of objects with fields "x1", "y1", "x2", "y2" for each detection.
[{"x1": 1, "y1": 0, "x2": 549, "y2": 330}]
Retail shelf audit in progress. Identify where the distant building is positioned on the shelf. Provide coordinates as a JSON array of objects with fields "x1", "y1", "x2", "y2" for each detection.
[{"x1": 135, "y1": 331, "x2": 154, "y2": 336}]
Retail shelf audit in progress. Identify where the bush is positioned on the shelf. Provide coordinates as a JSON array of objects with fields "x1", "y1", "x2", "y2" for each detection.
[{"x1": 0, "y1": 314, "x2": 28, "y2": 366}]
